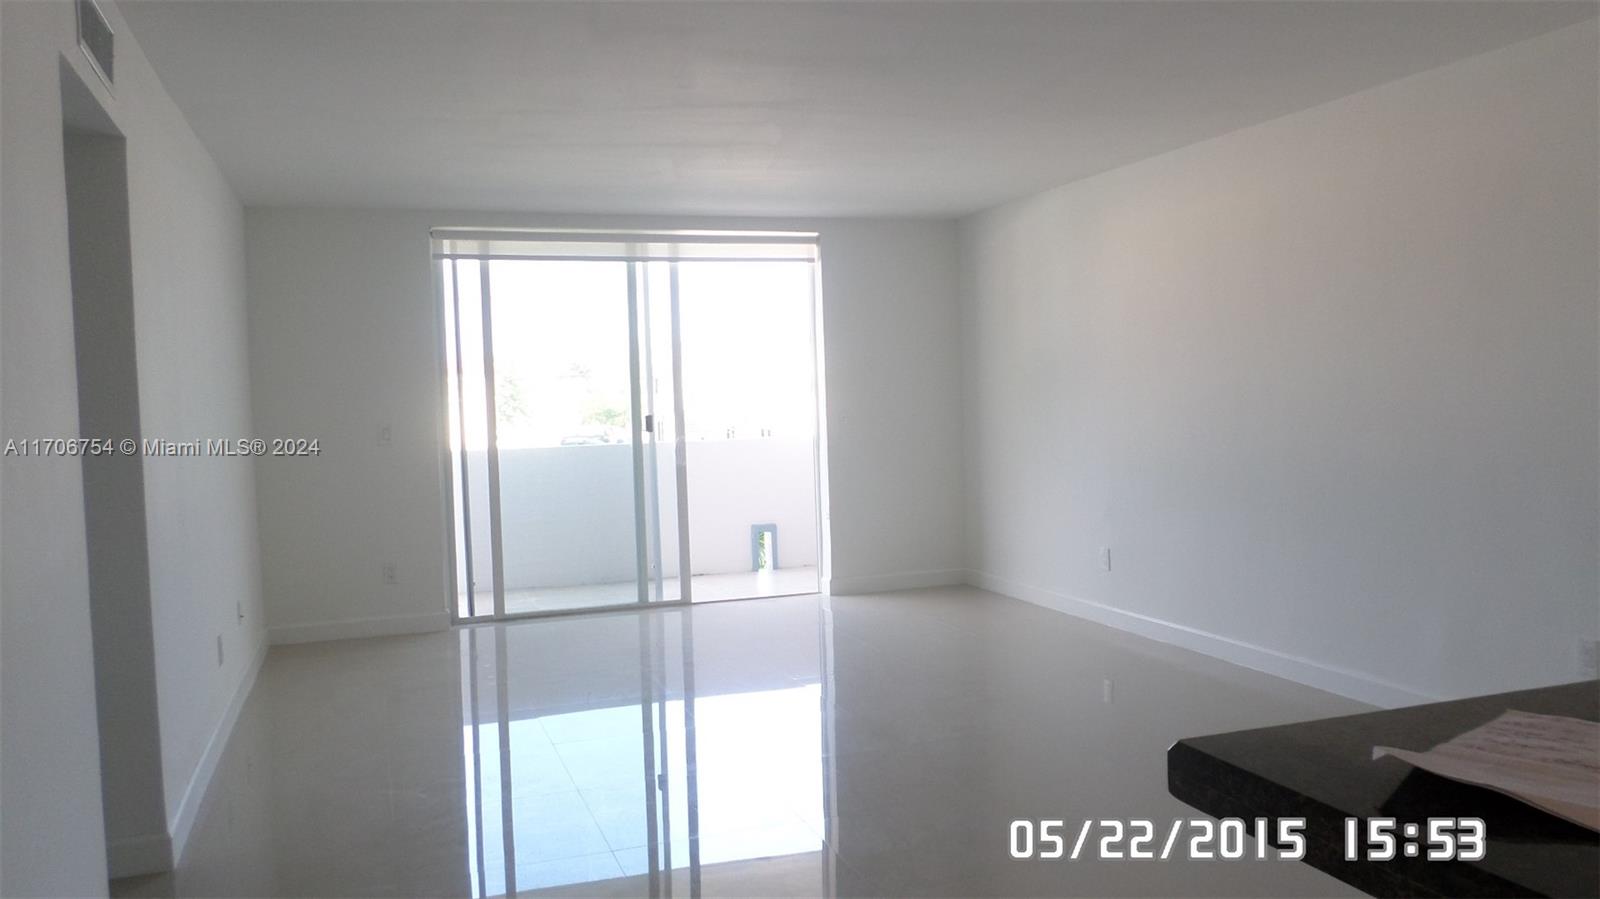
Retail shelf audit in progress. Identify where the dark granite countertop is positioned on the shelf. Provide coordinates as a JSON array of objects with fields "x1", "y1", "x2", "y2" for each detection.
[{"x1": 1168, "y1": 680, "x2": 1599, "y2": 898}]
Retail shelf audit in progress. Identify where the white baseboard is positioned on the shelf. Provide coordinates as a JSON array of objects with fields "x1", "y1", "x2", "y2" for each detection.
[
  {"x1": 964, "y1": 569, "x2": 1436, "y2": 709},
  {"x1": 107, "y1": 831, "x2": 173, "y2": 879},
  {"x1": 267, "y1": 610, "x2": 449, "y2": 646},
  {"x1": 826, "y1": 568, "x2": 966, "y2": 595},
  {"x1": 166, "y1": 635, "x2": 267, "y2": 868}
]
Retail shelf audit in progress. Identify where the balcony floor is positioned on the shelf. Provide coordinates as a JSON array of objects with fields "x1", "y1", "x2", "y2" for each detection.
[{"x1": 460, "y1": 566, "x2": 822, "y2": 616}]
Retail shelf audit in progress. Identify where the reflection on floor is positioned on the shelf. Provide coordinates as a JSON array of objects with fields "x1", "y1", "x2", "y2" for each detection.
[
  {"x1": 463, "y1": 682, "x2": 824, "y2": 893},
  {"x1": 478, "y1": 566, "x2": 821, "y2": 615},
  {"x1": 113, "y1": 587, "x2": 1368, "y2": 898}
]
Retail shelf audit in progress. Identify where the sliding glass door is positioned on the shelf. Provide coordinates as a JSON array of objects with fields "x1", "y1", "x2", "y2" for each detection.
[
  {"x1": 438, "y1": 231, "x2": 822, "y2": 621},
  {"x1": 674, "y1": 260, "x2": 822, "y2": 601},
  {"x1": 487, "y1": 260, "x2": 646, "y2": 614}
]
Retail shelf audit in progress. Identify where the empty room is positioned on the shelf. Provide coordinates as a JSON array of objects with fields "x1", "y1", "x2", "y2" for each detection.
[{"x1": 1, "y1": 1, "x2": 1596, "y2": 897}]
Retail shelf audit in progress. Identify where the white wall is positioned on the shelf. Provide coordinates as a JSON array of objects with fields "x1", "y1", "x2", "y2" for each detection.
[
  {"x1": 121, "y1": 48, "x2": 265, "y2": 869},
  {"x1": 0, "y1": 5, "x2": 105, "y2": 891},
  {"x1": 246, "y1": 209, "x2": 963, "y2": 640},
  {"x1": 677, "y1": 437, "x2": 819, "y2": 575},
  {"x1": 460, "y1": 438, "x2": 818, "y2": 592},
  {"x1": 0, "y1": 0, "x2": 264, "y2": 890},
  {"x1": 960, "y1": 21, "x2": 1599, "y2": 707}
]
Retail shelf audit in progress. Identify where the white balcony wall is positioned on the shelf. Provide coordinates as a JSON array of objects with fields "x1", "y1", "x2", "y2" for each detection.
[{"x1": 457, "y1": 436, "x2": 818, "y2": 592}]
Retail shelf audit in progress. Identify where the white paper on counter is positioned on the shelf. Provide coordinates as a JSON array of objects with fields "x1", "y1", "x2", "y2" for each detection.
[{"x1": 1373, "y1": 709, "x2": 1599, "y2": 831}]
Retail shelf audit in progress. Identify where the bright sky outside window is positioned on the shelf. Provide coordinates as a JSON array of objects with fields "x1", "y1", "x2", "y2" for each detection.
[{"x1": 448, "y1": 258, "x2": 816, "y2": 450}]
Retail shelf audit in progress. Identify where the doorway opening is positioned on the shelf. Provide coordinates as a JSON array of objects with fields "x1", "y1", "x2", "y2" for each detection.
[
  {"x1": 436, "y1": 230, "x2": 827, "y2": 621},
  {"x1": 61, "y1": 61, "x2": 170, "y2": 876}
]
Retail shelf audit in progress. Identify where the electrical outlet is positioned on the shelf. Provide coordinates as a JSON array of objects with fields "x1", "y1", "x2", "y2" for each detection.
[
  {"x1": 216, "y1": 634, "x2": 224, "y2": 666},
  {"x1": 382, "y1": 563, "x2": 398, "y2": 586},
  {"x1": 1099, "y1": 546, "x2": 1112, "y2": 572},
  {"x1": 1580, "y1": 639, "x2": 1599, "y2": 678},
  {"x1": 378, "y1": 424, "x2": 392, "y2": 446}
]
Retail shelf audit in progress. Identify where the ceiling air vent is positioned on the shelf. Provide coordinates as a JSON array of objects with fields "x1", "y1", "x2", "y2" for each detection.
[{"x1": 77, "y1": 0, "x2": 114, "y2": 88}]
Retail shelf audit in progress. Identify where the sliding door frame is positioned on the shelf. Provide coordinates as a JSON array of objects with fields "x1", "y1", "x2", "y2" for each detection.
[
  {"x1": 478, "y1": 261, "x2": 510, "y2": 619},
  {"x1": 666, "y1": 262, "x2": 694, "y2": 604},
  {"x1": 625, "y1": 261, "x2": 656, "y2": 607},
  {"x1": 436, "y1": 231, "x2": 825, "y2": 625}
]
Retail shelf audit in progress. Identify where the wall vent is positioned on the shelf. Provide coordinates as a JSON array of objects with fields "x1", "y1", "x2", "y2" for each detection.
[{"x1": 77, "y1": 0, "x2": 115, "y2": 88}]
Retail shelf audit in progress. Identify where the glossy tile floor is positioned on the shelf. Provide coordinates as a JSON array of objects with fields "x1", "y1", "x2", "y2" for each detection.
[
  {"x1": 114, "y1": 587, "x2": 1368, "y2": 898},
  {"x1": 493, "y1": 567, "x2": 822, "y2": 615}
]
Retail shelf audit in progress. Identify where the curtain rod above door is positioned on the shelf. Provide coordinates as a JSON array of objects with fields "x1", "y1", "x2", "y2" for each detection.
[{"x1": 431, "y1": 228, "x2": 821, "y2": 263}]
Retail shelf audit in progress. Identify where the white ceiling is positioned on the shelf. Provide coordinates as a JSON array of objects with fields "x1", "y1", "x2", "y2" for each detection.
[{"x1": 121, "y1": 1, "x2": 1596, "y2": 218}]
